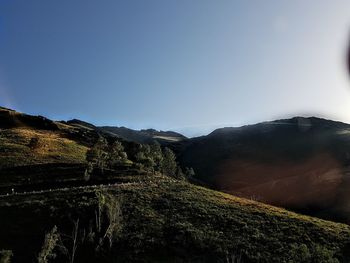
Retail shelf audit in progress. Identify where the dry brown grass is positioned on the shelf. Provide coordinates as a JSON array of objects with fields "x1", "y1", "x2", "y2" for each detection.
[{"x1": 0, "y1": 127, "x2": 88, "y2": 168}]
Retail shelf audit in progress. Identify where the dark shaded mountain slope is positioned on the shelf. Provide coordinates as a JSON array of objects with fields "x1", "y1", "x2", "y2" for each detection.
[{"x1": 176, "y1": 117, "x2": 350, "y2": 222}]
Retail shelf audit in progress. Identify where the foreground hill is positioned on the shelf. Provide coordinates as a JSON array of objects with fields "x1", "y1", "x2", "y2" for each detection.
[
  {"x1": 1, "y1": 177, "x2": 350, "y2": 262},
  {"x1": 176, "y1": 117, "x2": 350, "y2": 222}
]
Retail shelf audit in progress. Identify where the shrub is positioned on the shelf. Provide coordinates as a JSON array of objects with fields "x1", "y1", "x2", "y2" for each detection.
[
  {"x1": 95, "y1": 192, "x2": 123, "y2": 250},
  {"x1": 0, "y1": 250, "x2": 13, "y2": 263},
  {"x1": 37, "y1": 226, "x2": 59, "y2": 263},
  {"x1": 184, "y1": 167, "x2": 195, "y2": 179},
  {"x1": 28, "y1": 137, "x2": 40, "y2": 151}
]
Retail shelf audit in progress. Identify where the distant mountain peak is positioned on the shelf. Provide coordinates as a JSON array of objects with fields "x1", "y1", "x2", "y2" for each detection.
[
  {"x1": 209, "y1": 116, "x2": 350, "y2": 136},
  {"x1": 99, "y1": 125, "x2": 187, "y2": 143}
]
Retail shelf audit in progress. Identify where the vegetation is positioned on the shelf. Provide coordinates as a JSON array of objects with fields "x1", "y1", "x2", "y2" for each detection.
[
  {"x1": 95, "y1": 191, "x2": 123, "y2": 250},
  {"x1": 28, "y1": 137, "x2": 41, "y2": 151},
  {"x1": 85, "y1": 136, "x2": 188, "y2": 181},
  {"x1": 0, "y1": 250, "x2": 12, "y2": 263},
  {"x1": 134, "y1": 144, "x2": 156, "y2": 170},
  {"x1": 107, "y1": 141, "x2": 128, "y2": 167},
  {"x1": 160, "y1": 147, "x2": 177, "y2": 177},
  {"x1": 86, "y1": 137, "x2": 109, "y2": 173},
  {"x1": 85, "y1": 137, "x2": 131, "y2": 180},
  {"x1": 1, "y1": 178, "x2": 350, "y2": 262},
  {"x1": 2, "y1": 108, "x2": 350, "y2": 262},
  {"x1": 0, "y1": 128, "x2": 87, "y2": 168},
  {"x1": 38, "y1": 226, "x2": 60, "y2": 263}
]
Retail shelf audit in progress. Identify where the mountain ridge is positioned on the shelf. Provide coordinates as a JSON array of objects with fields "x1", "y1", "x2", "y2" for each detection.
[
  {"x1": 2, "y1": 106, "x2": 350, "y2": 261},
  {"x1": 4, "y1": 105, "x2": 350, "y2": 222}
]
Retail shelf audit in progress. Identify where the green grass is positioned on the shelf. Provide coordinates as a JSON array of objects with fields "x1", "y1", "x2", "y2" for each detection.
[{"x1": 1, "y1": 177, "x2": 350, "y2": 262}]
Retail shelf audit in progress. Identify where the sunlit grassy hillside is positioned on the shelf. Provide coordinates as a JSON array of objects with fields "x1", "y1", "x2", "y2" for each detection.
[{"x1": 0, "y1": 127, "x2": 87, "y2": 168}]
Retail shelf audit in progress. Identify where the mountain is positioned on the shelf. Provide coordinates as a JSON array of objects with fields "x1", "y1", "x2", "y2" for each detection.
[
  {"x1": 66, "y1": 119, "x2": 187, "y2": 144},
  {"x1": 99, "y1": 126, "x2": 187, "y2": 143},
  {"x1": 175, "y1": 116, "x2": 350, "y2": 222},
  {"x1": 2, "y1": 107, "x2": 350, "y2": 262},
  {"x1": 0, "y1": 106, "x2": 59, "y2": 130}
]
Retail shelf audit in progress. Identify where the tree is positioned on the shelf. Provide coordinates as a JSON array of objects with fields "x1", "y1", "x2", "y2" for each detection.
[
  {"x1": 149, "y1": 143, "x2": 163, "y2": 171},
  {"x1": 174, "y1": 166, "x2": 195, "y2": 180},
  {"x1": 135, "y1": 144, "x2": 155, "y2": 171},
  {"x1": 58, "y1": 220, "x2": 80, "y2": 263},
  {"x1": 161, "y1": 147, "x2": 177, "y2": 178},
  {"x1": 86, "y1": 137, "x2": 108, "y2": 173},
  {"x1": 107, "y1": 141, "x2": 128, "y2": 167}
]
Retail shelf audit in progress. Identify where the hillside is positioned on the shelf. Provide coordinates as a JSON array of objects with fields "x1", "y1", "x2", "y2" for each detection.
[
  {"x1": 0, "y1": 107, "x2": 150, "y2": 193},
  {"x1": 99, "y1": 126, "x2": 187, "y2": 143},
  {"x1": 0, "y1": 107, "x2": 90, "y2": 168},
  {"x1": 175, "y1": 117, "x2": 350, "y2": 222},
  {"x1": 66, "y1": 119, "x2": 187, "y2": 144},
  {"x1": 2, "y1": 108, "x2": 350, "y2": 262},
  {"x1": 2, "y1": 177, "x2": 350, "y2": 262}
]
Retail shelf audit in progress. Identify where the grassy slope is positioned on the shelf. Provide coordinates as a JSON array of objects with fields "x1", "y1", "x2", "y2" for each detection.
[
  {"x1": 118, "y1": 180, "x2": 350, "y2": 262},
  {"x1": 0, "y1": 127, "x2": 87, "y2": 168},
  {"x1": 1, "y1": 178, "x2": 350, "y2": 262},
  {"x1": 1, "y1": 108, "x2": 350, "y2": 262},
  {"x1": 0, "y1": 107, "x2": 89, "y2": 168}
]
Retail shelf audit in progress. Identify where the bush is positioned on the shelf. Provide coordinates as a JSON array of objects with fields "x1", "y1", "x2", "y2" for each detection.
[
  {"x1": 95, "y1": 192, "x2": 123, "y2": 250},
  {"x1": 287, "y1": 243, "x2": 339, "y2": 263},
  {"x1": 37, "y1": 226, "x2": 59, "y2": 263},
  {"x1": 0, "y1": 250, "x2": 13, "y2": 263},
  {"x1": 28, "y1": 137, "x2": 40, "y2": 151}
]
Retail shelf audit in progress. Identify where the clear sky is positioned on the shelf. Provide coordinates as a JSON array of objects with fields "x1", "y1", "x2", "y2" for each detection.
[{"x1": 1, "y1": 0, "x2": 350, "y2": 137}]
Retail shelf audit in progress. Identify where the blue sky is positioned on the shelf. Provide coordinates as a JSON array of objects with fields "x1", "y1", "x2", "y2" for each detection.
[{"x1": 1, "y1": 0, "x2": 350, "y2": 137}]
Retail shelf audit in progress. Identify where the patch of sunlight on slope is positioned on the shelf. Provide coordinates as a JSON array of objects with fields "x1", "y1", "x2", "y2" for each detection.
[
  {"x1": 0, "y1": 128, "x2": 88, "y2": 168},
  {"x1": 153, "y1": 135, "x2": 183, "y2": 141},
  {"x1": 336, "y1": 129, "x2": 350, "y2": 135}
]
